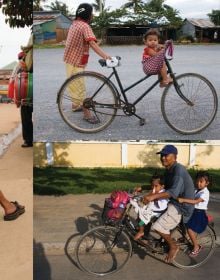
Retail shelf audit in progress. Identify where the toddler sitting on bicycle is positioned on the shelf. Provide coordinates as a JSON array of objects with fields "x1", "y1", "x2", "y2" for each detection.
[
  {"x1": 177, "y1": 171, "x2": 211, "y2": 257},
  {"x1": 131, "y1": 175, "x2": 169, "y2": 240},
  {"x1": 142, "y1": 28, "x2": 173, "y2": 87}
]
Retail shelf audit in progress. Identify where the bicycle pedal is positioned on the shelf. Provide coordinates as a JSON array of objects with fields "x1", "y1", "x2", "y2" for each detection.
[{"x1": 139, "y1": 119, "x2": 145, "y2": 126}]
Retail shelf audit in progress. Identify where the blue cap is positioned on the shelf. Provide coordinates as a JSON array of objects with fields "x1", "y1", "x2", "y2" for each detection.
[{"x1": 156, "y1": 145, "x2": 178, "y2": 155}]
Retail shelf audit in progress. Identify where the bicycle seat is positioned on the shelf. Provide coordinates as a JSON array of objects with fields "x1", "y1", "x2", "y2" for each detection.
[{"x1": 99, "y1": 56, "x2": 121, "y2": 68}]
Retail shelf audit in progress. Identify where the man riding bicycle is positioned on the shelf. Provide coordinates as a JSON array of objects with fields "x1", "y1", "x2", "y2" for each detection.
[{"x1": 143, "y1": 145, "x2": 195, "y2": 263}]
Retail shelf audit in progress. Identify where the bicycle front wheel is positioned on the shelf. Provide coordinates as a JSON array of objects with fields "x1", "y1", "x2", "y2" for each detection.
[
  {"x1": 75, "y1": 225, "x2": 132, "y2": 276},
  {"x1": 161, "y1": 73, "x2": 218, "y2": 134},
  {"x1": 57, "y1": 72, "x2": 118, "y2": 133},
  {"x1": 172, "y1": 226, "x2": 216, "y2": 269}
]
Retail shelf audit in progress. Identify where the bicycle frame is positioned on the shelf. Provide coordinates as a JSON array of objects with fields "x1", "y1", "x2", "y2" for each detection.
[{"x1": 94, "y1": 58, "x2": 193, "y2": 108}]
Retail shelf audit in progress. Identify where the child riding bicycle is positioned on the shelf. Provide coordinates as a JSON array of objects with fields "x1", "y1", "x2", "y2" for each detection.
[
  {"x1": 131, "y1": 175, "x2": 169, "y2": 240},
  {"x1": 177, "y1": 171, "x2": 211, "y2": 257},
  {"x1": 142, "y1": 28, "x2": 173, "y2": 87}
]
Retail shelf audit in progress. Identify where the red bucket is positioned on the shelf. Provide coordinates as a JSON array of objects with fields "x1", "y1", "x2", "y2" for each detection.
[{"x1": 14, "y1": 72, "x2": 33, "y2": 107}]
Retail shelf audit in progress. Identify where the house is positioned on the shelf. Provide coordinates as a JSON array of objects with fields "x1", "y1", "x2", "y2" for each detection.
[
  {"x1": 181, "y1": 18, "x2": 220, "y2": 42},
  {"x1": 33, "y1": 11, "x2": 72, "y2": 44},
  {"x1": 104, "y1": 14, "x2": 177, "y2": 44},
  {"x1": 0, "y1": 61, "x2": 17, "y2": 96}
]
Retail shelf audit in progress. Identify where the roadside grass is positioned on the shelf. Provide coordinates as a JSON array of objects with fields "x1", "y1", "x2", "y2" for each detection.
[
  {"x1": 34, "y1": 44, "x2": 65, "y2": 49},
  {"x1": 34, "y1": 167, "x2": 220, "y2": 195}
]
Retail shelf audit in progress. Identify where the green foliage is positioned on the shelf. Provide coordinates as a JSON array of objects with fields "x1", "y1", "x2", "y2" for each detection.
[
  {"x1": 34, "y1": 167, "x2": 220, "y2": 195},
  {"x1": 92, "y1": 0, "x2": 106, "y2": 12},
  {"x1": 122, "y1": 0, "x2": 145, "y2": 14},
  {"x1": 44, "y1": 0, "x2": 73, "y2": 17},
  {"x1": 208, "y1": 10, "x2": 220, "y2": 25},
  {"x1": 33, "y1": 0, "x2": 47, "y2": 11},
  {"x1": 178, "y1": 35, "x2": 195, "y2": 43},
  {"x1": 91, "y1": 8, "x2": 127, "y2": 38},
  {"x1": 0, "y1": 0, "x2": 32, "y2": 27}
]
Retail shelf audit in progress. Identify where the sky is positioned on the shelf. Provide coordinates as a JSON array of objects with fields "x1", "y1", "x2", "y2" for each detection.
[
  {"x1": 0, "y1": 9, "x2": 31, "y2": 68},
  {"x1": 47, "y1": 0, "x2": 220, "y2": 18}
]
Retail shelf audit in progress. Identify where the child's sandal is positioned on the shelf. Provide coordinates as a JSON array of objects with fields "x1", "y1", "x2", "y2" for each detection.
[{"x1": 189, "y1": 245, "x2": 203, "y2": 257}]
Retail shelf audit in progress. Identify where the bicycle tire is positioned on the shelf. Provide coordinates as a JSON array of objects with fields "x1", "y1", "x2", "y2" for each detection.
[
  {"x1": 57, "y1": 71, "x2": 118, "y2": 133},
  {"x1": 75, "y1": 225, "x2": 132, "y2": 276},
  {"x1": 161, "y1": 73, "x2": 218, "y2": 134},
  {"x1": 172, "y1": 225, "x2": 216, "y2": 269}
]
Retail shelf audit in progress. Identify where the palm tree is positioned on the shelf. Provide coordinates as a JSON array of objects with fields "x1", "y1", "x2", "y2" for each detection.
[
  {"x1": 92, "y1": 0, "x2": 106, "y2": 13},
  {"x1": 44, "y1": 0, "x2": 72, "y2": 17},
  {"x1": 122, "y1": 0, "x2": 147, "y2": 13}
]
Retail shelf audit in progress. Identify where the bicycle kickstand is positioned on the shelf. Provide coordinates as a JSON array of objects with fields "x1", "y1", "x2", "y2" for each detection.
[{"x1": 133, "y1": 113, "x2": 146, "y2": 126}]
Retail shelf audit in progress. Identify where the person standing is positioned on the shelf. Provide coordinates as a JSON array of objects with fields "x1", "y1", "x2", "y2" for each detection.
[
  {"x1": 143, "y1": 145, "x2": 195, "y2": 263},
  {"x1": 20, "y1": 34, "x2": 33, "y2": 148},
  {"x1": 63, "y1": 3, "x2": 111, "y2": 123}
]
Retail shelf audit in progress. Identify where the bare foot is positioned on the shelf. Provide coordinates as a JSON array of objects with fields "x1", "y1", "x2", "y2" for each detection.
[
  {"x1": 134, "y1": 231, "x2": 144, "y2": 240},
  {"x1": 160, "y1": 77, "x2": 173, "y2": 88},
  {"x1": 165, "y1": 246, "x2": 179, "y2": 263}
]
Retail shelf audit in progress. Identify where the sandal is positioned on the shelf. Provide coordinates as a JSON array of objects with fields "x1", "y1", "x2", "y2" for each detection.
[
  {"x1": 83, "y1": 116, "x2": 100, "y2": 124},
  {"x1": 4, "y1": 201, "x2": 25, "y2": 221},
  {"x1": 72, "y1": 104, "x2": 82, "y2": 112},
  {"x1": 189, "y1": 245, "x2": 203, "y2": 257}
]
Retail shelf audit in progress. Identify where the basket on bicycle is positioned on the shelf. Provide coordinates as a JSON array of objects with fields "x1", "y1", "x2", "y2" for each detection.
[{"x1": 101, "y1": 190, "x2": 130, "y2": 225}]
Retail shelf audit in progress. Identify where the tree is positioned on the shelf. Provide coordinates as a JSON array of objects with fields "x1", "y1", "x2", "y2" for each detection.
[
  {"x1": 208, "y1": 10, "x2": 220, "y2": 25},
  {"x1": 0, "y1": 0, "x2": 32, "y2": 27},
  {"x1": 44, "y1": 0, "x2": 73, "y2": 17},
  {"x1": 92, "y1": 8, "x2": 127, "y2": 39},
  {"x1": 92, "y1": 0, "x2": 106, "y2": 13},
  {"x1": 122, "y1": 0, "x2": 146, "y2": 14},
  {"x1": 33, "y1": 0, "x2": 48, "y2": 11},
  {"x1": 142, "y1": 0, "x2": 182, "y2": 28}
]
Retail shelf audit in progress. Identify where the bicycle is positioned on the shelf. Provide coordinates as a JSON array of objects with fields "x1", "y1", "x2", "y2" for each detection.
[
  {"x1": 57, "y1": 53, "x2": 218, "y2": 135},
  {"x1": 75, "y1": 197, "x2": 216, "y2": 276}
]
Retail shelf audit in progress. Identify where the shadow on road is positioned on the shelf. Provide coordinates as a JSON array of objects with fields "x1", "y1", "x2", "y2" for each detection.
[
  {"x1": 34, "y1": 239, "x2": 52, "y2": 280},
  {"x1": 64, "y1": 202, "x2": 170, "y2": 272}
]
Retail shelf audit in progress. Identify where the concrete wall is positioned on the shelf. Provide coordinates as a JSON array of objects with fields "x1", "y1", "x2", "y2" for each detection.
[{"x1": 34, "y1": 142, "x2": 220, "y2": 169}]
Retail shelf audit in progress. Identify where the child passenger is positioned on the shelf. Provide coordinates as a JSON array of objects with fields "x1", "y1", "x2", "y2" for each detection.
[
  {"x1": 142, "y1": 28, "x2": 173, "y2": 87},
  {"x1": 133, "y1": 175, "x2": 169, "y2": 240},
  {"x1": 177, "y1": 171, "x2": 211, "y2": 257}
]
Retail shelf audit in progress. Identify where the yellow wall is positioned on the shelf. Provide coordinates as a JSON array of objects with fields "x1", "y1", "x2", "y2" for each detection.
[
  {"x1": 195, "y1": 145, "x2": 220, "y2": 169},
  {"x1": 127, "y1": 144, "x2": 190, "y2": 167},
  {"x1": 53, "y1": 142, "x2": 122, "y2": 167},
  {"x1": 34, "y1": 142, "x2": 220, "y2": 169}
]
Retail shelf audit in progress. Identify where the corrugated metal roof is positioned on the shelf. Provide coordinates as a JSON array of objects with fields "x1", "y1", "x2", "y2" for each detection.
[
  {"x1": 33, "y1": 19, "x2": 55, "y2": 25},
  {"x1": 34, "y1": 15, "x2": 57, "y2": 20},
  {"x1": 187, "y1": 18, "x2": 215, "y2": 28}
]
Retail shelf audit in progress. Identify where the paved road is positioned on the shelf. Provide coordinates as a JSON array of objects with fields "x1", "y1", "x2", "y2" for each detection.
[
  {"x1": 34, "y1": 249, "x2": 220, "y2": 280},
  {"x1": 34, "y1": 45, "x2": 220, "y2": 141},
  {"x1": 34, "y1": 199, "x2": 220, "y2": 280}
]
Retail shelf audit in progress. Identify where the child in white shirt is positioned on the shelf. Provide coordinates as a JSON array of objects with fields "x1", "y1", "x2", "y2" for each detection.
[
  {"x1": 178, "y1": 171, "x2": 211, "y2": 257},
  {"x1": 132, "y1": 175, "x2": 169, "y2": 240}
]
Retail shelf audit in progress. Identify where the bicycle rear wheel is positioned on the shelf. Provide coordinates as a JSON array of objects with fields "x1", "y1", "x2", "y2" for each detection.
[
  {"x1": 172, "y1": 226, "x2": 216, "y2": 269},
  {"x1": 161, "y1": 73, "x2": 218, "y2": 134},
  {"x1": 57, "y1": 72, "x2": 118, "y2": 133},
  {"x1": 75, "y1": 225, "x2": 132, "y2": 276}
]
